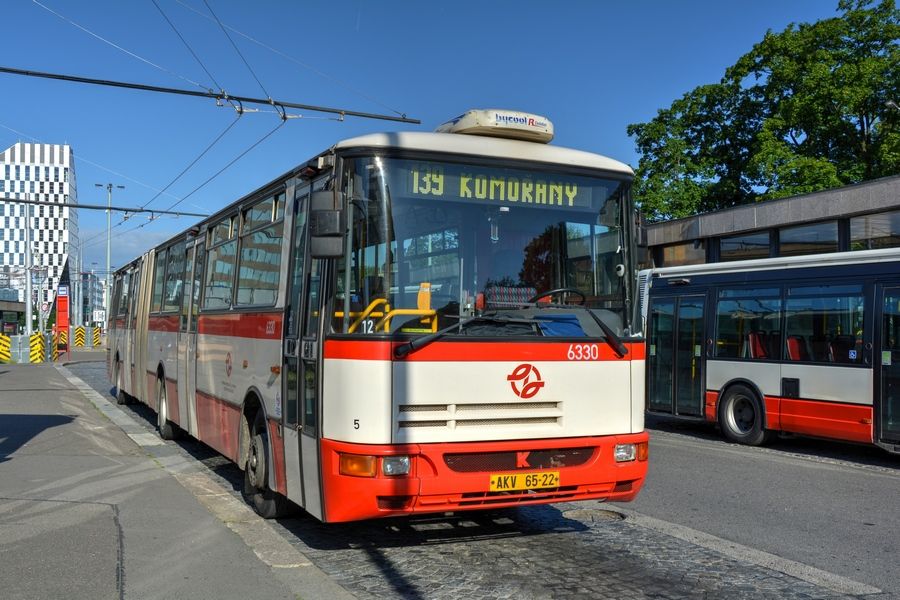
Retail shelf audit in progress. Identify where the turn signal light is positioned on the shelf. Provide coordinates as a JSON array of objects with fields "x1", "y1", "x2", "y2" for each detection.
[
  {"x1": 339, "y1": 454, "x2": 376, "y2": 477},
  {"x1": 614, "y1": 442, "x2": 649, "y2": 462},
  {"x1": 636, "y1": 441, "x2": 649, "y2": 461}
]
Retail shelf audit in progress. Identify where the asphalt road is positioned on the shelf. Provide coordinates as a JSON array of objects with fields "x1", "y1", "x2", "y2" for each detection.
[
  {"x1": 631, "y1": 415, "x2": 900, "y2": 594},
  {"x1": 65, "y1": 359, "x2": 899, "y2": 599}
]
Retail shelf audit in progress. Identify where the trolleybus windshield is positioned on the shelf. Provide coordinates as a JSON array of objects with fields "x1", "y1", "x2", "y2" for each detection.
[{"x1": 333, "y1": 156, "x2": 631, "y2": 338}]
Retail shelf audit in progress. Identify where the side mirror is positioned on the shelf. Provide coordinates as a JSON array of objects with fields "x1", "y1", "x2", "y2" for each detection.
[{"x1": 309, "y1": 190, "x2": 345, "y2": 258}]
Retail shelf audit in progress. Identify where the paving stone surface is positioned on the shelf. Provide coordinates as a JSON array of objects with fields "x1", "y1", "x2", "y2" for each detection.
[{"x1": 68, "y1": 361, "x2": 891, "y2": 600}]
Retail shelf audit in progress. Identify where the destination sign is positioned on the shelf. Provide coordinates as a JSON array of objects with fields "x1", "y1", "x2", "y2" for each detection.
[{"x1": 395, "y1": 161, "x2": 595, "y2": 211}]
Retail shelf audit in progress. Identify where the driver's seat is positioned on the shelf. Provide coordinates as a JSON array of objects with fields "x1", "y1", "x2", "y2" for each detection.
[{"x1": 483, "y1": 285, "x2": 537, "y2": 310}]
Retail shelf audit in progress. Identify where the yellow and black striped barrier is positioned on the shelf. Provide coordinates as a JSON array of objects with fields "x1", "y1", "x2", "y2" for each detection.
[
  {"x1": 53, "y1": 330, "x2": 68, "y2": 361},
  {"x1": 74, "y1": 326, "x2": 86, "y2": 347},
  {"x1": 30, "y1": 332, "x2": 46, "y2": 363},
  {"x1": 92, "y1": 327, "x2": 101, "y2": 347},
  {"x1": 0, "y1": 333, "x2": 10, "y2": 363}
]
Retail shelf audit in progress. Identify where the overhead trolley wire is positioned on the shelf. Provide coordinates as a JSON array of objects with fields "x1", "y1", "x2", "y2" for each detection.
[
  {"x1": 0, "y1": 65, "x2": 420, "y2": 124},
  {"x1": 151, "y1": 0, "x2": 227, "y2": 95},
  {"x1": 74, "y1": 113, "x2": 243, "y2": 250},
  {"x1": 31, "y1": 0, "x2": 212, "y2": 93},
  {"x1": 77, "y1": 116, "x2": 287, "y2": 253},
  {"x1": 202, "y1": 0, "x2": 272, "y2": 102},
  {"x1": 0, "y1": 121, "x2": 190, "y2": 207},
  {"x1": 135, "y1": 113, "x2": 243, "y2": 211},
  {"x1": 173, "y1": 0, "x2": 408, "y2": 118},
  {"x1": 165, "y1": 117, "x2": 285, "y2": 212}
]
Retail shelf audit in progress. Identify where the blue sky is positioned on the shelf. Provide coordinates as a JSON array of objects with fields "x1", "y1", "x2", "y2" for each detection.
[{"x1": 0, "y1": 0, "x2": 840, "y2": 273}]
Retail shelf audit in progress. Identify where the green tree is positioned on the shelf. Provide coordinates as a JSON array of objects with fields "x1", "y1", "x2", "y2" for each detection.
[{"x1": 630, "y1": 0, "x2": 900, "y2": 221}]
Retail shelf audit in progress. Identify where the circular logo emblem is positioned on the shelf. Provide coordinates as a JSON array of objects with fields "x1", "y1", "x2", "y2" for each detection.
[
  {"x1": 225, "y1": 352, "x2": 233, "y2": 378},
  {"x1": 507, "y1": 363, "x2": 545, "y2": 399}
]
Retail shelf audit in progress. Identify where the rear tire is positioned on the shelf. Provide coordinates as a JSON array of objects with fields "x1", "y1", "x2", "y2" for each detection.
[
  {"x1": 718, "y1": 384, "x2": 772, "y2": 446},
  {"x1": 156, "y1": 376, "x2": 178, "y2": 441},
  {"x1": 115, "y1": 362, "x2": 129, "y2": 405},
  {"x1": 242, "y1": 414, "x2": 291, "y2": 519}
]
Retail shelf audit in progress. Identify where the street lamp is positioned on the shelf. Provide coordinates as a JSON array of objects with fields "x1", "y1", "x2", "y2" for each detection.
[
  {"x1": 887, "y1": 100, "x2": 899, "y2": 112},
  {"x1": 95, "y1": 183, "x2": 124, "y2": 320}
]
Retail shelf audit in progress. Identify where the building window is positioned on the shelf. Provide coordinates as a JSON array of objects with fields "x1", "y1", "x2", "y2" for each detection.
[
  {"x1": 719, "y1": 232, "x2": 771, "y2": 261},
  {"x1": 779, "y1": 221, "x2": 838, "y2": 257},
  {"x1": 850, "y1": 210, "x2": 900, "y2": 250},
  {"x1": 657, "y1": 241, "x2": 705, "y2": 267}
]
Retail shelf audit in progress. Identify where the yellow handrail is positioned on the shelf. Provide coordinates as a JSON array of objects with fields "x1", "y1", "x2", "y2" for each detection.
[
  {"x1": 347, "y1": 298, "x2": 389, "y2": 333},
  {"x1": 373, "y1": 309, "x2": 438, "y2": 333}
]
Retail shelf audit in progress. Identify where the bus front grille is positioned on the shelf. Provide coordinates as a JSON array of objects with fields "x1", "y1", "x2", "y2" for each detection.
[{"x1": 397, "y1": 401, "x2": 562, "y2": 430}]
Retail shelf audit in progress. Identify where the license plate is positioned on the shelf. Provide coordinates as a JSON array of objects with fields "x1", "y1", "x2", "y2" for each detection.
[{"x1": 489, "y1": 471, "x2": 560, "y2": 492}]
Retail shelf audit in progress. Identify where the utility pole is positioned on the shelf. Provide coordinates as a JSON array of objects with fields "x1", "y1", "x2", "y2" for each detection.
[
  {"x1": 23, "y1": 196, "x2": 32, "y2": 335},
  {"x1": 96, "y1": 183, "x2": 124, "y2": 322}
]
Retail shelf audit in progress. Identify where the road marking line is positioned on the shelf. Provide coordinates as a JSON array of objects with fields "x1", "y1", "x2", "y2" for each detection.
[{"x1": 613, "y1": 506, "x2": 881, "y2": 596}]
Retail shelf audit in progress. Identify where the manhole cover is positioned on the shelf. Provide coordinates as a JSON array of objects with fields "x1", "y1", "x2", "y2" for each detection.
[{"x1": 562, "y1": 508, "x2": 625, "y2": 522}]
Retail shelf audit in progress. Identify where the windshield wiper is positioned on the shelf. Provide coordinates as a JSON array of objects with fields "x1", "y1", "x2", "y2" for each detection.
[
  {"x1": 535, "y1": 303, "x2": 628, "y2": 358},
  {"x1": 393, "y1": 314, "x2": 536, "y2": 358}
]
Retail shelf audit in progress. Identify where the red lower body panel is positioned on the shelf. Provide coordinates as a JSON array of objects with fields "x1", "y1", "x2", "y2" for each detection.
[
  {"x1": 319, "y1": 433, "x2": 649, "y2": 523},
  {"x1": 706, "y1": 391, "x2": 873, "y2": 444},
  {"x1": 777, "y1": 398, "x2": 872, "y2": 443},
  {"x1": 195, "y1": 390, "x2": 241, "y2": 463},
  {"x1": 268, "y1": 419, "x2": 287, "y2": 495}
]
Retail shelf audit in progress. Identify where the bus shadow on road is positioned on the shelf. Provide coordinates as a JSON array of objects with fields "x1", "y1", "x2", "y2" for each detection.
[
  {"x1": 0, "y1": 414, "x2": 75, "y2": 463},
  {"x1": 277, "y1": 503, "x2": 589, "y2": 552},
  {"x1": 647, "y1": 414, "x2": 898, "y2": 469}
]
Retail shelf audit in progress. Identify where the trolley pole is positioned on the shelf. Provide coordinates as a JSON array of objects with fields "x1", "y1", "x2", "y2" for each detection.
[{"x1": 96, "y1": 183, "x2": 124, "y2": 319}]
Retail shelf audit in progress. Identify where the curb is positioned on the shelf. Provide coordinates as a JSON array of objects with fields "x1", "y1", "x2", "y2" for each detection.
[{"x1": 56, "y1": 364, "x2": 356, "y2": 600}]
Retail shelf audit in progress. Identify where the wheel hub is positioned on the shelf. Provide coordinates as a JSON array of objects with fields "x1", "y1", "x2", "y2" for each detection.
[{"x1": 248, "y1": 439, "x2": 265, "y2": 488}]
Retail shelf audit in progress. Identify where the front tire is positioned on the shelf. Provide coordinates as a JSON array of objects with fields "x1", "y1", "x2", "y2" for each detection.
[
  {"x1": 156, "y1": 376, "x2": 178, "y2": 440},
  {"x1": 115, "y1": 361, "x2": 131, "y2": 405},
  {"x1": 718, "y1": 383, "x2": 772, "y2": 446},
  {"x1": 242, "y1": 414, "x2": 291, "y2": 519}
]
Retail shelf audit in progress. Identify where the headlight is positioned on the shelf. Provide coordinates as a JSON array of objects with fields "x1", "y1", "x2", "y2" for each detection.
[
  {"x1": 614, "y1": 444, "x2": 636, "y2": 462},
  {"x1": 382, "y1": 455, "x2": 410, "y2": 476}
]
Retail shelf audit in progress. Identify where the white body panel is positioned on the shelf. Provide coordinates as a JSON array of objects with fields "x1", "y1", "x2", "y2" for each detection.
[
  {"x1": 335, "y1": 131, "x2": 633, "y2": 175},
  {"x1": 147, "y1": 329, "x2": 177, "y2": 388},
  {"x1": 321, "y1": 358, "x2": 393, "y2": 444},
  {"x1": 195, "y1": 333, "x2": 282, "y2": 413},
  {"x1": 322, "y1": 358, "x2": 637, "y2": 444},
  {"x1": 630, "y1": 359, "x2": 646, "y2": 431},
  {"x1": 707, "y1": 360, "x2": 871, "y2": 405},
  {"x1": 707, "y1": 361, "x2": 782, "y2": 397},
  {"x1": 780, "y1": 363, "x2": 872, "y2": 405}
]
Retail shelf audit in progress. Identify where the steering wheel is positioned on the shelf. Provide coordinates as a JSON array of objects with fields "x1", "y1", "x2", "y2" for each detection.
[{"x1": 528, "y1": 288, "x2": 586, "y2": 305}]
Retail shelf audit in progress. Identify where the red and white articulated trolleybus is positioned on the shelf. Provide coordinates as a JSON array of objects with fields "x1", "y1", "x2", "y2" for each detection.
[
  {"x1": 642, "y1": 248, "x2": 900, "y2": 454},
  {"x1": 108, "y1": 109, "x2": 649, "y2": 522}
]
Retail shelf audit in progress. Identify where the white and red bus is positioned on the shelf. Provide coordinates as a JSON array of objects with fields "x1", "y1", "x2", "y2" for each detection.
[
  {"x1": 108, "y1": 109, "x2": 649, "y2": 522},
  {"x1": 642, "y1": 248, "x2": 900, "y2": 454}
]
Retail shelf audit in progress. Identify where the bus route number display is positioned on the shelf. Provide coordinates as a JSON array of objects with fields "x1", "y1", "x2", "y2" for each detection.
[{"x1": 405, "y1": 162, "x2": 594, "y2": 210}]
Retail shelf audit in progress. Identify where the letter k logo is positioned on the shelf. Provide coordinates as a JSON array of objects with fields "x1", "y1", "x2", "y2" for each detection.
[{"x1": 516, "y1": 451, "x2": 531, "y2": 468}]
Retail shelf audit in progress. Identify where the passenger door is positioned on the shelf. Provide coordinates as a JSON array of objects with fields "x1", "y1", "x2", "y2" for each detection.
[
  {"x1": 282, "y1": 186, "x2": 324, "y2": 519},
  {"x1": 177, "y1": 242, "x2": 202, "y2": 436},
  {"x1": 877, "y1": 286, "x2": 900, "y2": 445},
  {"x1": 647, "y1": 295, "x2": 706, "y2": 416}
]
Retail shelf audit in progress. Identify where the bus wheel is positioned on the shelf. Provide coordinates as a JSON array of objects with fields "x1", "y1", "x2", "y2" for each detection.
[
  {"x1": 115, "y1": 362, "x2": 129, "y2": 405},
  {"x1": 718, "y1": 384, "x2": 771, "y2": 446},
  {"x1": 242, "y1": 414, "x2": 290, "y2": 519},
  {"x1": 156, "y1": 376, "x2": 178, "y2": 441}
]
